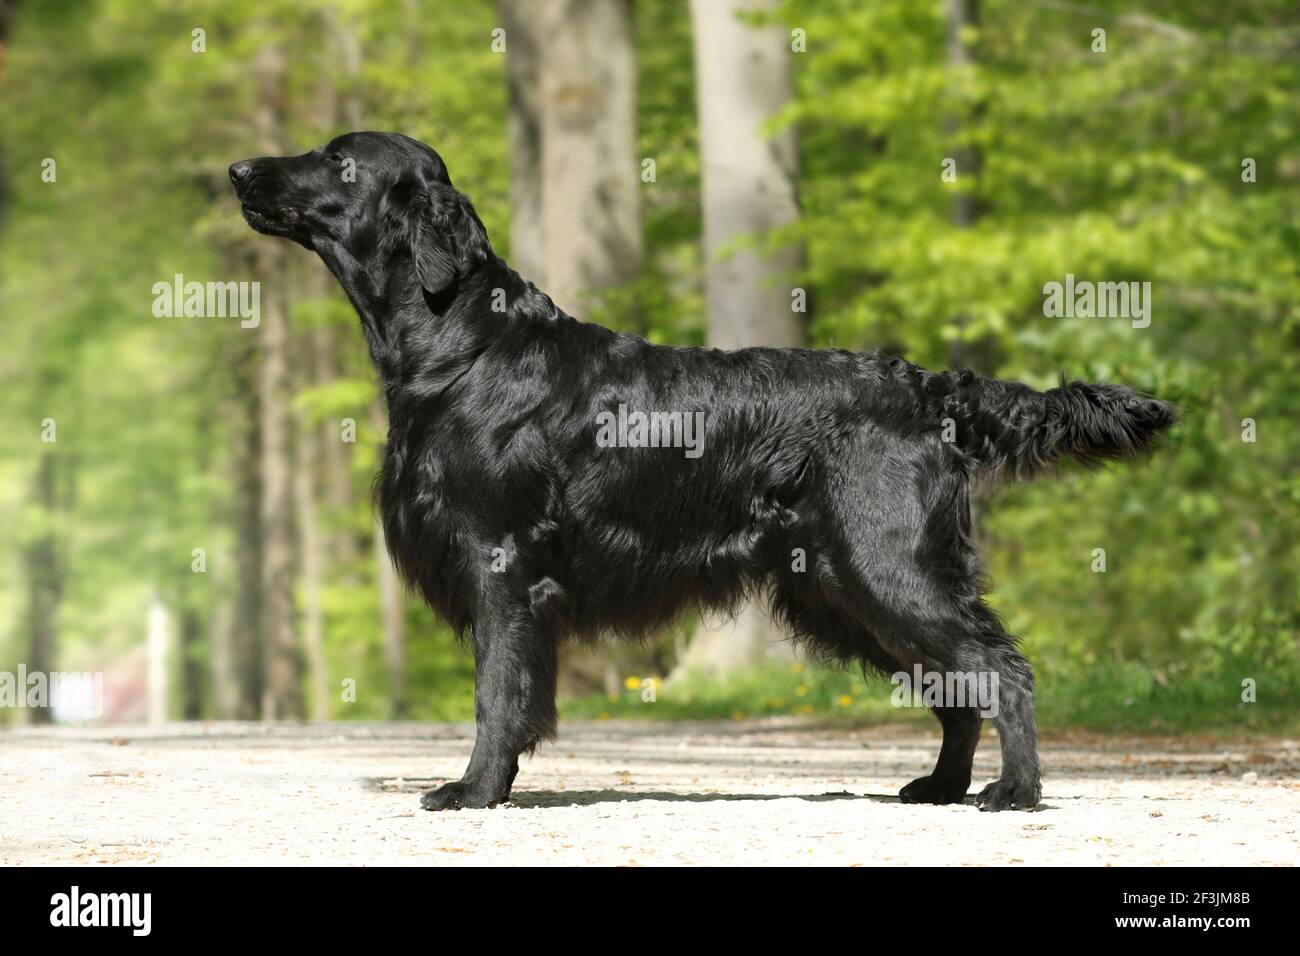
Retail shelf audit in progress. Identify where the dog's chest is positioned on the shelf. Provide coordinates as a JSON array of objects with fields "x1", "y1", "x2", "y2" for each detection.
[{"x1": 377, "y1": 435, "x2": 467, "y2": 586}]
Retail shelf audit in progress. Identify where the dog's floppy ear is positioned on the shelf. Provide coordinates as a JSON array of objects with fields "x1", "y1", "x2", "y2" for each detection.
[{"x1": 387, "y1": 178, "x2": 490, "y2": 294}]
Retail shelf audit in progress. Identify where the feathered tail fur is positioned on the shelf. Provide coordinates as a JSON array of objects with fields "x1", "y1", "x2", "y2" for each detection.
[{"x1": 932, "y1": 370, "x2": 1176, "y2": 479}]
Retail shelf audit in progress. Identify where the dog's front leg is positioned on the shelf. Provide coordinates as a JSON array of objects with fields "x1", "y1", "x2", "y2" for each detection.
[{"x1": 421, "y1": 598, "x2": 557, "y2": 811}]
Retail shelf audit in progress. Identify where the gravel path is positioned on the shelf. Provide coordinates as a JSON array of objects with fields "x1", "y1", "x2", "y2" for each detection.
[{"x1": 2, "y1": 720, "x2": 1296, "y2": 866}]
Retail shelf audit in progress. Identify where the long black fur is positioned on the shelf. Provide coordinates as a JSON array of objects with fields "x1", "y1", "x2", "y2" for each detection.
[{"x1": 230, "y1": 132, "x2": 1175, "y2": 812}]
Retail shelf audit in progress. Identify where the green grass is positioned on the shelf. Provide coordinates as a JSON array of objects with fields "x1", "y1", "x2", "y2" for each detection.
[{"x1": 559, "y1": 659, "x2": 1300, "y2": 736}]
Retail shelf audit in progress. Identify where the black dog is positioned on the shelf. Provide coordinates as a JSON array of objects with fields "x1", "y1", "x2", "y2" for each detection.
[{"x1": 230, "y1": 131, "x2": 1174, "y2": 812}]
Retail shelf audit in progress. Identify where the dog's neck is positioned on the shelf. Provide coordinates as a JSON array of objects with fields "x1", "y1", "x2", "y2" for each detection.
[
  {"x1": 306, "y1": 238, "x2": 399, "y2": 387},
  {"x1": 310, "y1": 238, "x2": 546, "y2": 415}
]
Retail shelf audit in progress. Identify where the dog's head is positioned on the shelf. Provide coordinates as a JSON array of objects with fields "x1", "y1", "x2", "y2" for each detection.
[{"x1": 229, "y1": 131, "x2": 490, "y2": 293}]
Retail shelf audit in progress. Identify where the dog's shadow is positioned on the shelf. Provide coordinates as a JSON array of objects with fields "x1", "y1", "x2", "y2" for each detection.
[
  {"x1": 509, "y1": 789, "x2": 896, "y2": 808},
  {"x1": 363, "y1": 777, "x2": 891, "y2": 804},
  {"x1": 498, "y1": 791, "x2": 1052, "y2": 811},
  {"x1": 364, "y1": 778, "x2": 1056, "y2": 811}
]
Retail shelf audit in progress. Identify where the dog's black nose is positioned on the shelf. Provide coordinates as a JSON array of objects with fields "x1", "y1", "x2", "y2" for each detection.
[{"x1": 228, "y1": 161, "x2": 253, "y2": 185}]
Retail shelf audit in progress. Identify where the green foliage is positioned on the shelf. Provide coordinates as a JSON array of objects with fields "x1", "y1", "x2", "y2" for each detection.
[
  {"x1": 0, "y1": 0, "x2": 508, "y2": 713},
  {"x1": 564, "y1": 654, "x2": 1300, "y2": 734},
  {"x1": 779, "y1": 0, "x2": 1299, "y2": 703},
  {"x1": 562, "y1": 660, "x2": 921, "y2": 724}
]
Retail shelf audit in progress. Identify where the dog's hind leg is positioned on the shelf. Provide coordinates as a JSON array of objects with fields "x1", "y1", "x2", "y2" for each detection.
[
  {"x1": 892, "y1": 607, "x2": 1040, "y2": 811},
  {"x1": 969, "y1": 634, "x2": 1041, "y2": 811},
  {"x1": 880, "y1": 615, "x2": 1038, "y2": 810},
  {"x1": 920, "y1": 597, "x2": 1040, "y2": 811},
  {"x1": 816, "y1": 477, "x2": 1039, "y2": 807},
  {"x1": 879, "y1": 602, "x2": 1039, "y2": 810},
  {"x1": 421, "y1": 595, "x2": 558, "y2": 811}
]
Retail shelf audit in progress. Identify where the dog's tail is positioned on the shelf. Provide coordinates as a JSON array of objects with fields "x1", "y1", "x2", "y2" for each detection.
[{"x1": 933, "y1": 370, "x2": 1176, "y2": 480}]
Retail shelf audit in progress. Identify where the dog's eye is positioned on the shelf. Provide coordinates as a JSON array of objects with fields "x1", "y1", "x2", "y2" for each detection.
[{"x1": 327, "y1": 153, "x2": 344, "y2": 162}]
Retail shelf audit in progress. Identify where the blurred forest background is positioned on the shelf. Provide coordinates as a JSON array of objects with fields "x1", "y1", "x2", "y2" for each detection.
[{"x1": 1, "y1": 0, "x2": 1297, "y2": 731}]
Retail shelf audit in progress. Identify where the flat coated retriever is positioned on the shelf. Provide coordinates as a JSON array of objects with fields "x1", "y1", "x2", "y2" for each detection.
[{"x1": 230, "y1": 132, "x2": 1174, "y2": 812}]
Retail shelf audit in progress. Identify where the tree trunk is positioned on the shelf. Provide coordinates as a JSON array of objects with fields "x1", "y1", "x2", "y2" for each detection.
[
  {"x1": 371, "y1": 401, "x2": 407, "y2": 718},
  {"x1": 499, "y1": 0, "x2": 546, "y2": 283},
  {"x1": 943, "y1": 0, "x2": 997, "y2": 373},
  {"x1": 375, "y1": 517, "x2": 407, "y2": 719},
  {"x1": 258, "y1": 254, "x2": 304, "y2": 719},
  {"x1": 147, "y1": 596, "x2": 169, "y2": 725},
  {"x1": 180, "y1": 605, "x2": 203, "y2": 720},
  {"x1": 294, "y1": 469, "x2": 329, "y2": 721},
  {"x1": 312, "y1": 323, "x2": 363, "y2": 574},
  {"x1": 227, "y1": 324, "x2": 264, "y2": 720},
  {"x1": 254, "y1": 41, "x2": 304, "y2": 720},
  {"x1": 0, "y1": 0, "x2": 13, "y2": 231},
  {"x1": 23, "y1": 447, "x2": 64, "y2": 724},
  {"x1": 690, "y1": 0, "x2": 802, "y2": 350},
  {"x1": 209, "y1": 591, "x2": 236, "y2": 719},
  {"x1": 945, "y1": 0, "x2": 982, "y2": 230},
  {"x1": 537, "y1": 0, "x2": 642, "y2": 317},
  {"x1": 294, "y1": 312, "x2": 330, "y2": 720},
  {"x1": 674, "y1": 0, "x2": 804, "y2": 678}
]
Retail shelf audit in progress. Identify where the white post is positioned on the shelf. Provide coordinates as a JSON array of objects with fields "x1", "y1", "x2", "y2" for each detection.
[{"x1": 147, "y1": 597, "x2": 169, "y2": 725}]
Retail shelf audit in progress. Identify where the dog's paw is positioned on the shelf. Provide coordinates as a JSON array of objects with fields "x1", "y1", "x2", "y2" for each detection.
[
  {"x1": 420, "y1": 779, "x2": 506, "y2": 811},
  {"x1": 899, "y1": 774, "x2": 970, "y2": 805},
  {"x1": 975, "y1": 777, "x2": 1041, "y2": 812},
  {"x1": 420, "y1": 780, "x2": 468, "y2": 811}
]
